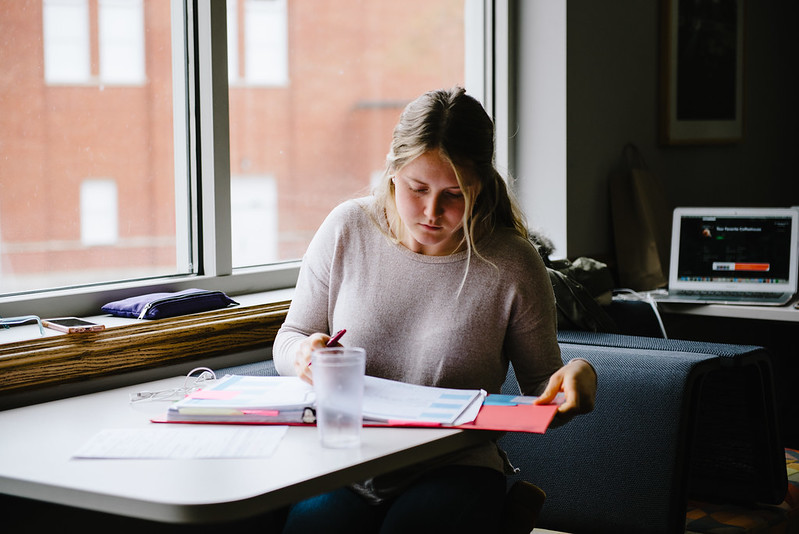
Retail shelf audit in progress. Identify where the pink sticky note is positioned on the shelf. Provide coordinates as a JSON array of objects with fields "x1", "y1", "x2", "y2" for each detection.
[
  {"x1": 241, "y1": 410, "x2": 280, "y2": 416},
  {"x1": 187, "y1": 390, "x2": 240, "y2": 400}
]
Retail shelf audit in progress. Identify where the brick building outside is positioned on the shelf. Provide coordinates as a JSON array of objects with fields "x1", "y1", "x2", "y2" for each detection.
[{"x1": 0, "y1": 0, "x2": 464, "y2": 293}]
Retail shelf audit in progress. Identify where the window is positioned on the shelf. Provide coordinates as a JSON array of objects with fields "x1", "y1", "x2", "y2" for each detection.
[
  {"x1": 228, "y1": 0, "x2": 474, "y2": 266},
  {"x1": 42, "y1": 0, "x2": 145, "y2": 85},
  {"x1": 42, "y1": 0, "x2": 90, "y2": 84},
  {"x1": 0, "y1": 0, "x2": 494, "y2": 320},
  {"x1": 2, "y1": 0, "x2": 184, "y2": 298},
  {"x1": 227, "y1": 0, "x2": 289, "y2": 87},
  {"x1": 80, "y1": 179, "x2": 119, "y2": 246},
  {"x1": 231, "y1": 175, "x2": 278, "y2": 265},
  {"x1": 98, "y1": 0, "x2": 146, "y2": 84}
]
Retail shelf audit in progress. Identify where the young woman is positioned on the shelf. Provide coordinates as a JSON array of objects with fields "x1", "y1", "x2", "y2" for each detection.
[{"x1": 273, "y1": 87, "x2": 596, "y2": 534}]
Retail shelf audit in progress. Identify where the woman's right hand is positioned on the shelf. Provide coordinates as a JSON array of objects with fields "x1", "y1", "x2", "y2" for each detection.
[{"x1": 293, "y1": 332, "x2": 337, "y2": 385}]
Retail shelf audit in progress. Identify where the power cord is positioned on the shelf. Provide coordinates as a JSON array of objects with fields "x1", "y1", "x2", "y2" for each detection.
[
  {"x1": 129, "y1": 367, "x2": 217, "y2": 403},
  {"x1": 612, "y1": 288, "x2": 669, "y2": 339}
]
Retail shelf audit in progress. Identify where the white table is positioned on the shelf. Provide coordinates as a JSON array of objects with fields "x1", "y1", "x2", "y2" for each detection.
[
  {"x1": 658, "y1": 299, "x2": 799, "y2": 323},
  {"x1": 0, "y1": 376, "x2": 491, "y2": 524}
]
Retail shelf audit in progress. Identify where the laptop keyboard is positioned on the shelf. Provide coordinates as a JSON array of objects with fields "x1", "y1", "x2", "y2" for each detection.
[{"x1": 680, "y1": 290, "x2": 785, "y2": 299}]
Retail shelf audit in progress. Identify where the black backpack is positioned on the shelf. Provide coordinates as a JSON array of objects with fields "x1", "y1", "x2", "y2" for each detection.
[{"x1": 528, "y1": 231, "x2": 618, "y2": 333}]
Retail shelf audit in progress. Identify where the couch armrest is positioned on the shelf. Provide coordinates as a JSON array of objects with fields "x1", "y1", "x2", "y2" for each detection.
[
  {"x1": 557, "y1": 330, "x2": 787, "y2": 505},
  {"x1": 500, "y1": 342, "x2": 719, "y2": 534}
]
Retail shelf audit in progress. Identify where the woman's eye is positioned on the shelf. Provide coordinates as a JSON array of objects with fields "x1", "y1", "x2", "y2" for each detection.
[{"x1": 410, "y1": 186, "x2": 427, "y2": 194}]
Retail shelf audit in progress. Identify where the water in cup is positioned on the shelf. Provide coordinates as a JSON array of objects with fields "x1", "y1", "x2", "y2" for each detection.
[{"x1": 312, "y1": 347, "x2": 366, "y2": 448}]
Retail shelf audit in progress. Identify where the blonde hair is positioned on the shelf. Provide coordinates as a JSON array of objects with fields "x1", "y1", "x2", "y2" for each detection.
[{"x1": 374, "y1": 87, "x2": 528, "y2": 259}]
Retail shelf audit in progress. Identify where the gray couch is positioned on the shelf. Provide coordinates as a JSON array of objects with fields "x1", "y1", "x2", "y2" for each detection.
[
  {"x1": 221, "y1": 330, "x2": 787, "y2": 534},
  {"x1": 502, "y1": 330, "x2": 787, "y2": 534}
]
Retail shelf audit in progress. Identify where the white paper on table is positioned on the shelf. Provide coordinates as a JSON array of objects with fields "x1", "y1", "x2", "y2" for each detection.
[{"x1": 72, "y1": 425, "x2": 289, "y2": 459}]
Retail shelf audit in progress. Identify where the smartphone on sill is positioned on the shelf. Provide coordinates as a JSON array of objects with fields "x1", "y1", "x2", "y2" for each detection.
[{"x1": 42, "y1": 317, "x2": 105, "y2": 334}]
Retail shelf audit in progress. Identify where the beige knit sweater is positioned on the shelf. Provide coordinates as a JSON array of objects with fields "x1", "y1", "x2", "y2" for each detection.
[{"x1": 273, "y1": 197, "x2": 563, "y2": 501}]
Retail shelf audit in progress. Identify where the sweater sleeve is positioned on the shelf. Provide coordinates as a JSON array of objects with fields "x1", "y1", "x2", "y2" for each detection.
[
  {"x1": 501, "y1": 239, "x2": 563, "y2": 396},
  {"x1": 272, "y1": 204, "x2": 343, "y2": 375}
]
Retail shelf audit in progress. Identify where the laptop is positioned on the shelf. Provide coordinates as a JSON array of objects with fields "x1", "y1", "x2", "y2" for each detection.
[{"x1": 654, "y1": 207, "x2": 799, "y2": 306}]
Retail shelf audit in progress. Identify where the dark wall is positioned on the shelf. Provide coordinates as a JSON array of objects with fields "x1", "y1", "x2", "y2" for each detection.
[{"x1": 563, "y1": 0, "x2": 799, "y2": 259}]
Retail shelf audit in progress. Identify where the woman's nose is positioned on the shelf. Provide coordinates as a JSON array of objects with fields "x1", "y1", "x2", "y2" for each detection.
[{"x1": 424, "y1": 194, "x2": 443, "y2": 219}]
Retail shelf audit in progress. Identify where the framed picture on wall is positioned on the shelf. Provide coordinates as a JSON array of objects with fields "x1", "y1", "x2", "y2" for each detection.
[{"x1": 659, "y1": 0, "x2": 744, "y2": 145}]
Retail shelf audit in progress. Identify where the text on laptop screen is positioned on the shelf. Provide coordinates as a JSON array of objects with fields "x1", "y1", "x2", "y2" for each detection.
[{"x1": 677, "y1": 215, "x2": 793, "y2": 284}]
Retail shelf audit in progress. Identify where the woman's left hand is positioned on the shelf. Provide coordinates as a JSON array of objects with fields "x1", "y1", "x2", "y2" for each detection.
[{"x1": 534, "y1": 358, "x2": 597, "y2": 424}]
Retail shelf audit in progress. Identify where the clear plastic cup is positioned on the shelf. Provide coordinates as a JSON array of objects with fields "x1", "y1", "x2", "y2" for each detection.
[{"x1": 311, "y1": 347, "x2": 366, "y2": 448}]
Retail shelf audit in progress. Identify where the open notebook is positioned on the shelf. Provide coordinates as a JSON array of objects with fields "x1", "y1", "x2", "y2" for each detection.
[
  {"x1": 653, "y1": 207, "x2": 798, "y2": 306},
  {"x1": 153, "y1": 374, "x2": 560, "y2": 434}
]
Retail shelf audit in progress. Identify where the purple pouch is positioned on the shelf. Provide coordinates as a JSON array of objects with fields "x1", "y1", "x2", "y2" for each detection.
[{"x1": 101, "y1": 289, "x2": 239, "y2": 320}]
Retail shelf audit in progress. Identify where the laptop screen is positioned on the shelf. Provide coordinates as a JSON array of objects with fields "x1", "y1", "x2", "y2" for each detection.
[
  {"x1": 669, "y1": 207, "x2": 799, "y2": 294},
  {"x1": 676, "y1": 215, "x2": 793, "y2": 284}
]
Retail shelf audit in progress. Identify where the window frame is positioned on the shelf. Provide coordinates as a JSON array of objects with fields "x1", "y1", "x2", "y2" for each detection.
[{"x1": 0, "y1": 0, "x2": 506, "y2": 401}]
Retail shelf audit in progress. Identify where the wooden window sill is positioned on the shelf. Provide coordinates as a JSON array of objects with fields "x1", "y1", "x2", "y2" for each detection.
[{"x1": 0, "y1": 300, "x2": 290, "y2": 407}]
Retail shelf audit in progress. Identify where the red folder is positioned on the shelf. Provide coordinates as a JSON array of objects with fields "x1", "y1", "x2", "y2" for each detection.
[{"x1": 456, "y1": 403, "x2": 558, "y2": 433}]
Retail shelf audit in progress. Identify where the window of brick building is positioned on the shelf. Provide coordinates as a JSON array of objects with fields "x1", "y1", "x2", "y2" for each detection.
[
  {"x1": 227, "y1": 0, "x2": 470, "y2": 266},
  {"x1": 0, "y1": 0, "x2": 488, "y2": 315},
  {"x1": 43, "y1": 0, "x2": 145, "y2": 85},
  {"x1": 80, "y1": 179, "x2": 119, "y2": 246}
]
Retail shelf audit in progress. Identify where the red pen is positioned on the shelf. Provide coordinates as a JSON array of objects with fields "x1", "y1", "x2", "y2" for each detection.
[
  {"x1": 309, "y1": 329, "x2": 346, "y2": 367},
  {"x1": 326, "y1": 329, "x2": 346, "y2": 347}
]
